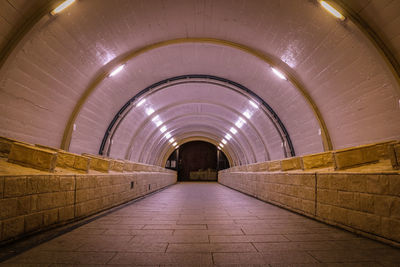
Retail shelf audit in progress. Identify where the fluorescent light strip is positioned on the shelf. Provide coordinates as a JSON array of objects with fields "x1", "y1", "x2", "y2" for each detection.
[
  {"x1": 230, "y1": 127, "x2": 237, "y2": 134},
  {"x1": 109, "y1": 64, "x2": 125, "y2": 77},
  {"x1": 160, "y1": 126, "x2": 167, "y2": 133},
  {"x1": 243, "y1": 110, "x2": 251, "y2": 119},
  {"x1": 169, "y1": 138, "x2": 175, "y2": 143},
  {"x1": 145, "y1": 108, "x2": 154, "y2": 116},
  {"x1": 136, "y1": 99, "x2": 146, "y2": 107},
  {"x1": 225, "y1": 133, "x2": 232, "y2": 140},
  {"x1": 222, "y1": 139, "x2": 227, "y2": 145},
  {"x1": 219, "y1": 143, "x2": 224, "y2": 148},
  {"x1": 172, "y1": 142, "x2": 178, "y2": 147},
  {"x1": 271, "y1": 67, "x2": 287, "y2": 80},
  {"x1": 235, "y1": 117, "x2": 246, "y2": 128},
  {"x1": 320, "y1": 1, "x2": 345, "y2": 21},
  {"x1": 51, "y1": 0, "x2": 75, "y2": 15},
  {"x1": 249, "y1": 100, "x2": 259, "y2": 108},
  {"x1": 164, "y1": 132, "x2": 171, "y2": 139}
]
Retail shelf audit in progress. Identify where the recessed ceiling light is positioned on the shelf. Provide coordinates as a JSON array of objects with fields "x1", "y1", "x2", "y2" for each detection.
[
  {"x1": 160, "y1": 126, "x2": 167, "y2": 133},
  {"x1": 169, "y1": 138, "x2": 175, "y2": 143},
  {"x1": 172, "y1": 142, "x2": 177, "y2": 146},
  {"x1": 320, "y1": 1, "x2": 345, "y2": 21},
  {"x1": 271, "y1": 67, "x2": 287, "y2": 80},
  {"x1": 235, "y1": 117, "x2": 246, "y2": 128},
  {"x1": 164, "y1": 132, "x2": 171, "y2": 139},
  {"x1": 51, "y1": 0, "x2": 75, "y2": 15},
  {"x1": 108, "y1": 64, "x2": 125, "y2": 77},
  {"x1": 222, "y1": 139, "x2": 227, "y2": 145},
  {"x1": 219, "y1": 143, "x2": 224, "y2": 148},
  {"x1": 243, "y1": 110, "x2": 252, "y2": 119},
  {"x1": 230, "y1": 127, "x2": 237, "y2": 134},
  {"x1": 145, "y1": 108, "x2": 154, "y2": 116},
  {"x1": 136, "y1": 99, "x2": 146, "y2": 107},
  {"x1": 225, "y1": 133, "x2": 232, "y2": 140},
  {"x1": 249, "y1": 100, "x2": 259, "y2": 108}
]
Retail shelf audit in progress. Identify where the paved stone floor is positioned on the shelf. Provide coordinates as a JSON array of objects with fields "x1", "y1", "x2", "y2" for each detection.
[{"x1": 2, "y1": 182, "x2": 400, "y2": 266}]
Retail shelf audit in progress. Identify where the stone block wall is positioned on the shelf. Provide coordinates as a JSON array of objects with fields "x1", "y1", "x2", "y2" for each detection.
[
  {"x1": 0, "y1": 171, "x2": 176, "y2": 244},
  {"x1": 219, "y1": 171, "x2": 400, "y2": 245}
]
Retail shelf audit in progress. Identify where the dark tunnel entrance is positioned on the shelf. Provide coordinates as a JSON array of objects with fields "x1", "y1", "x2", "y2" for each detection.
[{"x1": 165, "y1": 141, "x2": 229, "y2": 181}]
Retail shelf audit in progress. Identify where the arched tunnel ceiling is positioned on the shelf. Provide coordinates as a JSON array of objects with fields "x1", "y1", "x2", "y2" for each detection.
[{"x1": 0, "y1": 0, "x2": 399, "y2": 166}]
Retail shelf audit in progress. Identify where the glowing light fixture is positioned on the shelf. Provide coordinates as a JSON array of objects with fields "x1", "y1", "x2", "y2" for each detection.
[
  {"x1": 152, "y1": 115, "x2": 163, "y2": 127},
  {"x1": 225, "y1": 133, "x2": 232, "y2": 140},
  {"x1": 164, "y1": 132, "x2": 172, "y2": 139},
  {"x1": 235, "y1": 117, "x2": 246, "y2": 128},
  {"x1": 243, "y1": 110, "x2": 252, "y2": 119},
  {"x1": 51, "y1": 0, "x2": 75, "y2": 15},
  {"x1": 172, "y1": 142, "x2": 178, "y2": 147},
  {"x1": 320, "y1": 1, "x2": 345, "y2": 21},
  {"x1": 230, "y1": 127, "x2": 237, "y2": 134},
  {"x1": 145, "y1": 107, "x2": 154, "y2": 116},
  {"x1": 271, "y1": 67, "x2": 287, "y2": 80},
  {"x1": 249, "y1": 100, "x2": 259, "y2": 108},
  {"x1": 136, "y1": 99, "x2": 146, "y2": 107},
  {"x1": 222, "y1": 139, "x2": 227, "y2": 145},
  {"x1": 219, "y1": 143, "x2": 224, "y2": 148},
  {"x1": 108, "y1": 64, "x2": 125, "y2": 77},
  {"x1": 160, "y1": 126, "x2": 167, "y2": 133},
  {"x1": 169, "y1": 138, "x2": 175, "y2": 143}
]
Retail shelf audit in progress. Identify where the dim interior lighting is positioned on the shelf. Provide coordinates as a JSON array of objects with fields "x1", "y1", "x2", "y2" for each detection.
[
  {"x1": 172, "y1": 142, "x2": 177, "y2": 147},
  {"x1": 230, "y1": 127, "x2": 237, "y2": 134},
  {"x1": 108, "y1": 64, "x2": 125, "y2": 77},
  {"x1": 160, "y1": 126, "x2": 167, "y2": 133},
  {"x1": 145, "y1": 107, "x2": 154, "y2": 116},
  {"x1": 320, "y1": 1, "x2": 345, "y2": 21},
  {"x1": 222, "y1": 139, "x2": 227, "y2": 145},
  {"x1": 169, "y1": 138, "x2": 175, "y2": 143},
  {"x1": 225, "y1": 133, "x2": 232, "y2": 140},
  {"x1": 249, "y1": 100, "x2": 259, "y2": 108},
  {"x1": 243, "y1": 110, "x2": 252, "y2": 119},
  {"x1": 136, "y1": 98, "x2": 146, "y2": 107},
  {"x1": 235, "y1": 117, "x2": 246, "y2": 128},
  {"x1": 164, "y1": 132, "x2": 172, "y2": 139},
  {"x1": 271, "y1": 67, "x2": 287, "y2": 80},
  {"x1": 51, "y1": 0, "x2": 75, "y2": 15}
]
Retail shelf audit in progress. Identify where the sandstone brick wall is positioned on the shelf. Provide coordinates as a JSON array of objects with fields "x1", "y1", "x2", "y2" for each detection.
[
  {"x1": 0, "y1": 171, "x2": 176, "y2": 244},
  {"x1": 219, "y1": 171, "x2": 400, "y2": 245}
]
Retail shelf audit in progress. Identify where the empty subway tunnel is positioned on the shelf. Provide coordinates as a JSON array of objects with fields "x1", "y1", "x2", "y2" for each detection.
[{"x1": 0, "y1": 0, "x2": 400, "y2": 265}]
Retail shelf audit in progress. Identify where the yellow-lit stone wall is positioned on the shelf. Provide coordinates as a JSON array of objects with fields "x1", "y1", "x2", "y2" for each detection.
[
  {"x1": 219, "y1": 171, "x2": 400, "y2": 245},
  {"x1": 0, "y1": 171, "x2": 176, "y2": 244}
]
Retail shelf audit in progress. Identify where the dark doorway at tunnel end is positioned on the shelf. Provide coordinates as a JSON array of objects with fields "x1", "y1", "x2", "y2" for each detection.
[{"x1": 165, "y1": 141, "x2": 229, "y2": 182}]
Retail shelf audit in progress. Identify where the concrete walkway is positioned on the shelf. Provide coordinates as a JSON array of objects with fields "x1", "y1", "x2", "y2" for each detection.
[{"x1": 2, "y1": 182, "x2": 400, "y2": 266}]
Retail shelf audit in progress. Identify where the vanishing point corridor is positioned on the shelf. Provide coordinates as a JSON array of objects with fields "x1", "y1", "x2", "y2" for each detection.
[{"x1": 2, "y1": 182, "x2": 400, "y2": 266}]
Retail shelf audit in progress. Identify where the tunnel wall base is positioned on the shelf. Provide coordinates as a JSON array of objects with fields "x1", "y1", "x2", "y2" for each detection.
[
  {"x1": 0, "y1": 171, "x2": 177, "y2": 245},
  {"x1": 219, "y1": 171, "x2": 400, "y2": 247}
]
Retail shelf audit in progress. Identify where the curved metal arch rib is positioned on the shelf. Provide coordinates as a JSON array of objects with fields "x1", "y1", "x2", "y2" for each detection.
[{"x1": 99, "y1": 74, "x2": 296, "y2": 159}]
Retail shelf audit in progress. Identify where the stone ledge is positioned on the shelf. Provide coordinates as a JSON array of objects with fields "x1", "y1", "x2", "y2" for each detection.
[
  {"x1": 267, "y1": 160, "x2": 281, "y2": 172},
  {"x1": 281, "y1": 157, "x2": 302, "y2": 171},
  {"x1": 389, "y1": 143, "x2": 400, "y2": 170},
  {"x1": 302, "y1": 151, "x2": 334, "y2": 170},
  {"x1": 333, "y1": 143, "x2": 380, "y2": 170},
  {"x1": 8, "y1": 143, "x2": 57, "y2": 172},
  {"x1": 82, "y1": 154, "x2": 110, "y2": 173}
]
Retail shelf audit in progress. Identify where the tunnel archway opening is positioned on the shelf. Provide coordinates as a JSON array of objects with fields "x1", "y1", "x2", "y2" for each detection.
[{"x1": 165, "y1": 140, "x2": 229, "y2": 182}]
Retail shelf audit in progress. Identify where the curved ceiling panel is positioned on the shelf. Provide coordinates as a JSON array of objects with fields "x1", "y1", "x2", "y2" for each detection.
[
  {"x1": 106, "y1": 81, "x2": 288, "y2": 166},
  {"x1": 69, "y1": 43, "x2": 323, "y2": 163},
  {"x1": 0, "y1": 0, "x2": 399, "y2": 167}
]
